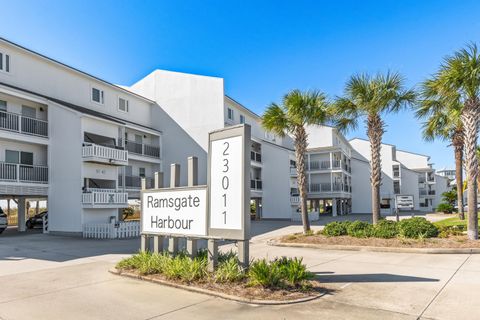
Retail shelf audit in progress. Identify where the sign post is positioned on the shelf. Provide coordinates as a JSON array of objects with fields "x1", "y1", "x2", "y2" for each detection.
[{"x1": 207, "y1": 124, "x2": 251, "y2": 269}]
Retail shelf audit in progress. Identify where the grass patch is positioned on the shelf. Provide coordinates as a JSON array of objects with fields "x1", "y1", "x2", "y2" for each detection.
[{"x1": 434, "y1": 215, "x2": 480, "y2": 228}]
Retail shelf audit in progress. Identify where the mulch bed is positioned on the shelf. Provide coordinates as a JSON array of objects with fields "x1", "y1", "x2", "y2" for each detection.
[
  {"x1": 113, "y1": 268, "x2": 326, "y2": 303},
  {"x1": 281, "y1": 234, "x2": 480, "y2": 249}
]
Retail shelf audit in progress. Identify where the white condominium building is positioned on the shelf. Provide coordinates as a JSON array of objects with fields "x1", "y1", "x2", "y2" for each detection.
[
  {"x1": 350, "y1": 138, "x2": 448, "y2": 214},
  {"x1": 0, "y1": 37, "x2": 449, "y2": 236}
]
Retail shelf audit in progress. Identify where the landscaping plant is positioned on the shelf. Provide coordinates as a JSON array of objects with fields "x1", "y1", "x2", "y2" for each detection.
[{"x1": 398, "y1": 217, "x2": 439, "y2": 239}]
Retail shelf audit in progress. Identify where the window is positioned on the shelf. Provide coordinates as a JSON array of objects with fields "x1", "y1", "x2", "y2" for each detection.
[
  {"x1": 5, "y1": 150, "x2": 33, "y2": 165},
  {"x1": 0, "y1": 52, "x2": 10, "y2": 73},
  {"x1": 227, "y1": 108, "x2": 234, "y2": 121},
  {"x1": 139, "y1": 168, "x2": 146, "y2": 178},
  {"x1": 0, "y1": 100, "x2": 6, "y2": 111},
  {"x1": 380, "y1": 198, "x2": 391, "y2": 209},
  {"x1": 240, "y1": 114, "x2": 245, "y2": 124},
  {"x1": 118, "y1": 97, "x2": 129, "y2": 112},
  {"x1": 92, "y1": 87, "x2": 104, "y2": 104},
  {"x1": 393, "y1": 181, "x2": 400, "y2": 194},
  {"x1": 22, "y1": 105, "x2": 36, "y2": 119}
]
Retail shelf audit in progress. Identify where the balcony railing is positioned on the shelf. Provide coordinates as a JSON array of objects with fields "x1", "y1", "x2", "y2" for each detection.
[
  {"x1": 309, "y1": 183, "x2": 350, "y2": 193},
  {"x1": 118, "y1": 175, "x2": 154, "y2": 189},
  {"x1": 290, "y1": 196, "x2": 300, "y2": 204},
  {"x1": 250, "y1": 179, "x2": 262, "y2": 190},
  {"x1": 82, "y1": 143, "x2": 128, "y2": 165},
  {"x1": 82, "y1": 190, "x2": 128, "y2": 206},
  {"x1": 0, "y1": 162, "x2": 48, "y2": 184},
  {"x1": 332, "y1": 160, "x2": 341, "y2": 169},
  {"x1": 290, "y1": 167, "x2": 297, "y2": 175},
  {"x1": 0, "y1": 110, "x2": 48, "y2": 137},
  {"x1": 309, "y1": 160, "x2": 331, "y2": 170},
  {"x1": 122, "y1": 140, "x2": 160, "y2": 159},
  {"x1": 250, "y1": 151, "x2": 262, "y2": 163},
  {"x1": 428, "y1": 190, "x2": 436, "y2": 195},
  {"x1": 427, "y1": 175, "x2": 435, "y2": 182},
  {"x1": 419, "y1": 189, "x2": 427, "y2": 196},
  {"x1": 418, "y1": 177, "x2": 426, "y2": 183}
]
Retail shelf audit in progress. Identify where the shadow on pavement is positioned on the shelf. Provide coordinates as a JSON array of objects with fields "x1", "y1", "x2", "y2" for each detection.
[{"x1": 314, "y1": 273, "x2": 439, "y2": 283}]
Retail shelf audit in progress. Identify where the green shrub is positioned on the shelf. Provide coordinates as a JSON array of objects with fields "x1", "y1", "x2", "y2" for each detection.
[
  {"x1": 163, "y1": 254, "x2": 208, "y2": 282},
  {"x1": 347, "y1": 221, "x2": 373, "y2": 238},
  {"x1": 398, "y1": 217, "x2": 439, "y2": 239},
  {"x1": 248, "y1": 259, "x2": 283, "y2": 288},
  {"x1": 373, "y1": 220, "x2": 399, "y2": 238},
  {"x1": 215, "y1": 256, "x2": 245, "y2": 283},
  {"x1": 438, "y1": 225, "x2": 465, "y2": 238},
  {"x1": 436, "y1": 203, "x2": 454, "y2": 214},
  {"x1": 322, "y1": 221, "x2": 351, "y2": 236},
  {"x1": 275, "y1": 257, "x2": 313, "y2": 286}
]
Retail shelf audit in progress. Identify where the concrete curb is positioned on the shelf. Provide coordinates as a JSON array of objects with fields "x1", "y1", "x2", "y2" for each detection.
[
  {"x1": 109, "y1": 268, "x2": 325, "y2": 305},
  {"x1": 268, "y1": 239, "x2": 480, "y2": 254}
]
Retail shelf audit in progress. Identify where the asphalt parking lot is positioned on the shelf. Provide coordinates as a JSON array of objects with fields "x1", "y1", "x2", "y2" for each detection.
[{"x1": 0, "y1": 218, "x2": 478, "y2": 320}]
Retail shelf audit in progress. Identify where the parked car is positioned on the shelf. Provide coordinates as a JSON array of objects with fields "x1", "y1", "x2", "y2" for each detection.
[
  {"x1": 0, "y1": 207, "x2": 7, "y2": 234},
  {"x1": 26, "y1": 211, "x2": 47, "y2": 229}
]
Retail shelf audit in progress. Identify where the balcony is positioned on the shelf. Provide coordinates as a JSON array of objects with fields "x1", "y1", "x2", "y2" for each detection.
[
  {"x1": 428, "y1": 190, "x2": 436, "y2": 195},
  {"x1": 419, "y1": 189, "x2": 427, "y2": 196},
  {"x1": 309, "y1": 160, "x2": 331, "y2": 170},
  {"x1": 0, "y1": 162, "x2": 48, "y2": 184},
  {"x1": 309, "y1": 183, "x2": 350, "y2": 193},
  {"x1": 82, "y1": 188, "x2": 128, "y2": 207},
  {"x1": 290, "y1": 167, "x2": 297, "y2": 175},
  {"x1": 118, "y1": 175, "x2": 154, "y2": 189},
  {"x1": 0, "y1": 110, "x2": 48, "y2": 137},
  {"x1": 250, "y1": 151, "x2": 262, "y2": 163},
  {"x1": 332, "y1": 160, "x2": 341, "y2": 169},
  {"x1": 250, "y1": 179, "x2": 263, "y2": 190},
  {"x1": 123, "y1": 140, "x2": 160, "y2": 159},
  {"x1": 290, "y1": 196, "x2": 300, "y2": 204},
  {"x1": 82, "y1": 143, "x2": 128, "y2": 166}
]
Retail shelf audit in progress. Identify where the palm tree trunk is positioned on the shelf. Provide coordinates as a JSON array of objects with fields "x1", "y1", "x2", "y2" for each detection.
[
  {"x1": 452, "y1": 130, "x2": 465, "y2": 220},
  {"x1": 367, "y1": 114, "x2": 385, "y2": 225},
  {"x1": 461, "y1": 99, "x2": 479, "y2": 240},
  {"x1": 294, "y1": 126, "x2": 311, "y2": 234}
]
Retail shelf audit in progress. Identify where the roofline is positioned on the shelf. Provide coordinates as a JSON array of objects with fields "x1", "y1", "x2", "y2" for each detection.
[
  {"x1": 349, "y1": 137, "x2": 431, "y2": 159},
  {"x1": 0, "y1": 37, "x2": 155, "y2": 104},
  {"x1": 0, "y1": 81, "x2": 162, "y2": 134},
  {"x1": 225, "y1": 95, "x2": 262, "y2": 119}
]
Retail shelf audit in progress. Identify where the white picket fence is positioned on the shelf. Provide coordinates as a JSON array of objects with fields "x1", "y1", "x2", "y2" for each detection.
[{"x1": 83, "y1": 221, "x2": 140, "y2": 239}]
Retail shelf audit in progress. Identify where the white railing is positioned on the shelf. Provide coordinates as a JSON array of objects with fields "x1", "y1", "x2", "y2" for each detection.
[
  {"x1": 83, "y1": 221, "x2": 140, "y2": 239},
  {"x1": 82, "y1": 191, "x2": 128, "y2": 206},
  {"x1": 290, "y1": 167, "x2": 297, "y2": 175},
  {"x1": 290, "y1": 196, "x2": 300, "y2": 204},
  {"x1": 118, "y1": 175, "x2": 154, "y2": 189},
  {"x1": 309, "y1": 183, "x2": 347, "y2": 193},
  {"x1": 0, "y1": 162, "x2": 48, "y2": 183},
  {"x1": 82, "y1": 143, "x2": 128, "y2": 164},
  {"x1": 250, "y1": 179, "x2": 263, "y2": 190},
  {"x1": 250, "y1": 151, "x2": 262, "y2": 163},
  {"x1": 0, "y1": 110, "x2": 48, "y2": 137},
  {"x1": 122, "y1": 139, "x2": 160, "y2": 159}
]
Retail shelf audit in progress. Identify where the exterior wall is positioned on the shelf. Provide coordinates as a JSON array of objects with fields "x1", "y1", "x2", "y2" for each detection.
[
  {"x1": 350, "y1": 154, "x2": 371, "y2": 214},
  {"x1": 0, "y1": 40, "x2": 154, "y2": 128},
  {"x1": 47, "y1": 104, "x2": 83, "y2": 233},
  {"x1": 396, "y1": 150, "x2": 430, "y2": 169},
  {"x1": 131, "y1": 70, "x2": 225, "y2": 151},
  {"x1": 0, "y1": 140, "x2": 47, "y2": 166},
  {"x1": 400, "y1": 166, "x2": 421, "y2": 210},
  {"x1": 261, "y1": 142, "x2": 292, "y2": 219}
]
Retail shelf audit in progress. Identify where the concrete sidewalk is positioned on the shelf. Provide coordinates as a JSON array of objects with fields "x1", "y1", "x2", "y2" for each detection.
[{"x1": 0, "y1": 220, "x2": 478, "y2": 320}]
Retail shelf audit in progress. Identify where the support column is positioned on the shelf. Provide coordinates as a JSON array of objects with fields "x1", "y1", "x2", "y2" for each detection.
[
  {"x1": 169, "y1": 164, "x2": 180, "y2": 254},
  {"x1": 18, "y1": 197, "x2": 27, "y2": 232},
  {"x1": 186, "y1": 157, "x2": 198, "y2": 257},
  {"x1": 332, "y1": 198, "x2": 337, "y2": 217}
]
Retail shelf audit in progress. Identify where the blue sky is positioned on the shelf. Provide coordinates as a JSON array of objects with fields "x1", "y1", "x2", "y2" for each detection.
[{"x1": 2, "y1": 0, "x2": 480, "y2": 169}]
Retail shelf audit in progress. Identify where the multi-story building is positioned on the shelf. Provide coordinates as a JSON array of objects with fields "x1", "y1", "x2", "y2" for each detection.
[
  {"x1": 0, "y1": 37, "x2": 450, "y2": 236},
  {"x1": 129, "y1": 70, "x2": 297, "y2": 220},
  {"x1": 0, "y1": 37, "x2": 173, "y2": 235},
  {"x1": 349, "y1": 138, "x2": 448, "y2": 213}
]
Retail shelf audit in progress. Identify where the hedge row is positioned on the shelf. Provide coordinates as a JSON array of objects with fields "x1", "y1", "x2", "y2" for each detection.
[{"x1": 322, "y1": 217, "x2": 439, "y2": 239}]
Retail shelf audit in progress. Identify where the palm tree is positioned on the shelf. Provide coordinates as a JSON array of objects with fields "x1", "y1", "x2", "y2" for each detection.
[
  {"x1": 426, "y1": 44, "x2": 480, "y2": 240},
  {"x1": 334, "y1": 72, "x2": 416, "y2": 224},
  {"x1": 415, "y1": 79, "x2": 465, "y2": 220},
  {"x1": 262, "y1": 90, "x2": 331, "y2": 234}
]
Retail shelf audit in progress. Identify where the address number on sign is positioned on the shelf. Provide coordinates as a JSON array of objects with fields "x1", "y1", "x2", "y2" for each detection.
[{"x1": 209, "y1": 136, "x2": 243, "y2": 230}]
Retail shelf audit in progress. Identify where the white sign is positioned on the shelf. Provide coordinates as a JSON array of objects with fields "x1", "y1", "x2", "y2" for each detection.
[
  {"x1": 396, "y1": 195, "x2": 414, "y2": 209},
  {"x1": 209, "y1": 136, "x2": 243, "y2": 230},
  {"x1": 142, "y1": 188, "x2": 207, "y2": 236}
]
